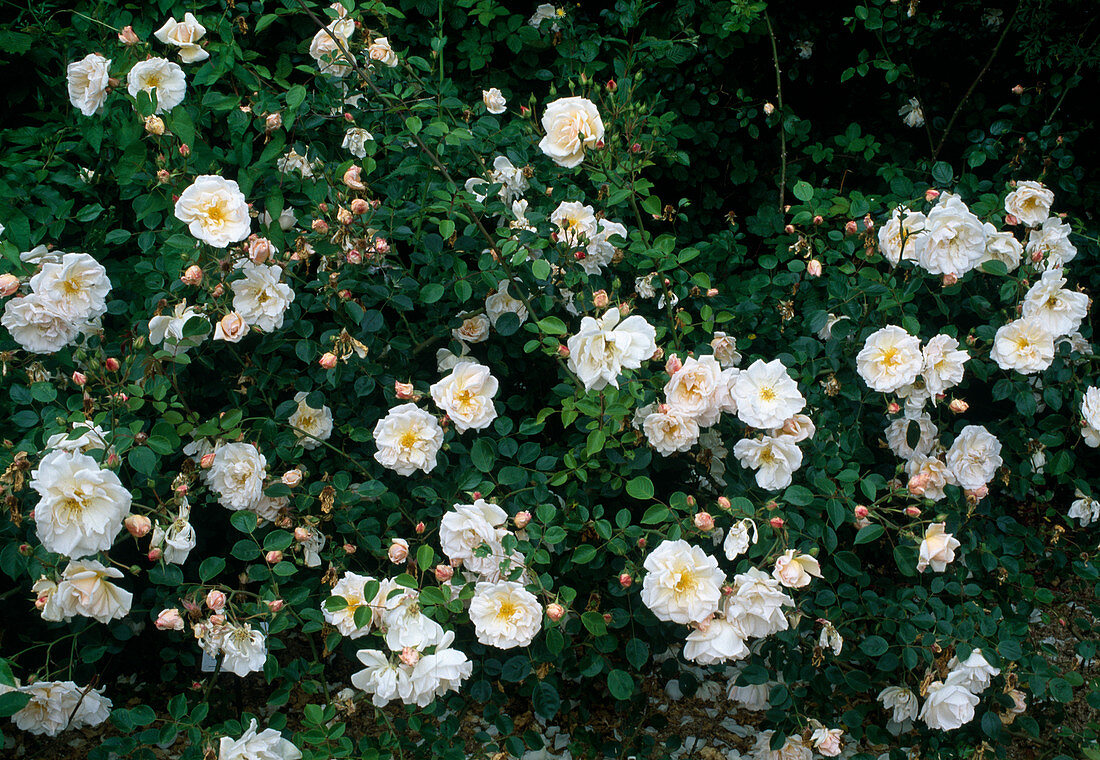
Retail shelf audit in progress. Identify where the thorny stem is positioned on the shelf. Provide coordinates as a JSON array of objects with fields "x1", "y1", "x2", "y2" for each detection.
[{"x1": 763, "y1": 13, "x2": 787, "y2": 212}]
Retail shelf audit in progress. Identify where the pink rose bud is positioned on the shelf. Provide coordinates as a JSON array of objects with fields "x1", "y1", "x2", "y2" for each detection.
[
  {"x1": 266, "y1": 599, "x2": 285, "y2": 612},
  {"x1": 650, "y1": 346, "x2": 664, "y2": 361},
  {"x1": 905, "y1": 506, "x2": 921, "y2": 517},
  {"x1": 118, "y1": 25, "x2": 140, "y2": 45},
  {"x1": 602, "y1": 612, "x2": 613, "y2": 624},
  {"x1": 769, "y1": 517, "x2": 785, "y2": 529},
  {"x1": 148, "y1": 547, "x2": 163, "y2": 562},
  {"x1": 657, "y1": 403, "x2": 671, "y2": 414},
  {"x1": 175, "y1": 484, "x2": 188, "y2": 496},
  {"x1": 557, "y1": 344, "x2": 570, "y2": 358},
  {"x1": 247, "y1": 236, "x2": 275, "y2": 264},
  {"x1": 844, "y1": 220, "x2": 858, "y2": 235},
  {"x1": 514, "y1": 511, "x2": 532, "y2": 529},
  {"x1": 606, "y1": 79, "x2": 617, "y2": 92},
  {"x1": 206, "y1": 590, "x2": 226, "y2": 611},
  {"x1": 282, "y1": 469, "x2": 302, "y2": 487},
  {"x1": 887, "y1": 402, "x2": 901, "y2": 414},
  {"x1": 812, "y1": 215, "x2": 823, "y2": 225},
  {"x1": 686, "y1": 495, "x2": 696, "y2": 508},
  {"x1": 706, "y1": 288, "x2": 719, "y2": 297},
  {"x1": 592, "y1": 289, "x2": 609, "y2": 308},
  {"x1": 942, "y1": 273, "x2": 958, "y2": 287},
  {"x1": 312, "y1": 219, "x2": 330, "y2": 234},
  {"x1": 573, "y1": 250, "x2": 586, "y2": 260},
  {"x1": 0, "y1": 273, "x2": 20, "y2": 296},
  {"x1": 211, "y1": 284, "x2": 224, "y2": 297},
  {"x1": 399, "y1": 647, "x2": 420, "y2": 666},
  {"x1": 343, "y1": 165, "x2": 366, "y2": 190},
  {"x1": 966, "y1": 485, "x2": 989, "y2": 502},
  {"x1": 156, "y1": 169, "x2": 171, "y2": 184},
  {"x1": 546, "y1": 603, "x2": 565, "y2": 621},
  {"x1": 415, "y1": 522, "x2": 426, "y2": 534},
  {"x1": 72, "y1": 371, "x2": 86, "y2": 386},
  {"x1": 636, "y1": 537, "x2": 646, "y2": 549},
  {"x1": 374, "y1": 237, "x2": 389, "y2": 253},
  {"x1": 265, "y1": 550, "x2": 283, "y2": 564},
  {"x1": 1005, "y1": 213, "x2": 1019, "y2": 226},
  {"x1": 923, "y1": 188, "x2": 940, "y2": 203},
  {"x1": 619, "y1": 572, "x2": 632, "y2": 588},
  {"x1": 694, "y1": 511, "x2": 714, "y2": 531},
  {"x1": 209, "y1": 614, "x2": 226, "y2": 626},
  {"x1": 717, "y1": 496, "x2": 731, "y2": 510},
  {"x1": 863, "y1": 214, "x2": 874, "y2": 231},
  {"x1": 319, "y1": 203, "x2": 329, "y2": 213},
  {"x1": 1012, "y1": 84, "x2": 1024, "y2": 95},
  {"x1": 104, "y1": 357, "x2": 120, "y2": 371},
  {"x1": 319, "y1": 352, "x2": 338, "y2": 369},
  {"x1": 106, "y1": 452, "x2": 121, "y2": 467},
  {"x1": 155, "y1": 608, "x2": 184, "y2": 631},
  {"x1": 472, "y1": 492, "x2": 482, "y2": 500},
  {"x1": 784, "y1": 224, "x2": 795, "y2": 234},
  {"x1": 125, "y1": 514, "x2": 152, "y2": 537},
  {"x1": 394, "y1": 381, "x2": 416, "y2": 399},
  {"x1": 765, "y1": 500, "x2": 779, "y2": 510},
  {"x1": 630, "y1": 143, "x2": 641, "y2": 153},
  {"x1": 908, "y1": 472, "x2": 930, "y2": 495},
  {"x1": 949, "y1": 399, "x2": 969, "y2": 413},
  {"x1": 346, "y1": 250, "x2": 362, "y2": 264},
  {"x1": 387, "y1": 538, "x2": 409, "y2": 564},
  {"x1": 180, "y1": 265, "x2": 203, "y2": 285},
  {"x1": 855, "y1": 505, "x2": 869, "y2": 518},
  {"x1": 343, "y1": 543, "x2": 357, "y2": 554},
  {"x1": 265, "y1": 112, "x2": 283, "y2": 132},
  {"x1": 434, "y1": 563, "x2": 454, "y2": 582},
  {"x1": 350, "y1": 198, "x2": 369, "y2": 215},
  {"x1": 807, "y1": 259, "x2": 822, "y2": 277},
  {"x1": 595, "y1": 139, "x2": 605, "y2": 149},
  {"x1": 665, "y1": 354, "x2": 683, "y2": 375},
  {"x1": 179, "y1": 144, "x2": 190, "y2": 157},
  {"x1": 293, "y1": 527, "x2": 310, "y2": 542}
]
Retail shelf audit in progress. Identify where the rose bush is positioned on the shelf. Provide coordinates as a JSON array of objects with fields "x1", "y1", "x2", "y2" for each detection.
[{"x1": 0, "y1": 1, "x2": 1098, "y2": 759}]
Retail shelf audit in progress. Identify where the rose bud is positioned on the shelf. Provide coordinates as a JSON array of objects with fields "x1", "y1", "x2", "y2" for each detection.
[
  {"x1": 71, "y1": 371, "x2": 87, "y2": 386},
  {"x1": 388, "y1": 538, "x2": 409, "y2": 564},
  {"x1": 155, "y1": 608, "x2": 185, "y2": 631},
  {"x1": 180, "y1": 265, "x2": 203, "y2": 285},
  {"x1": 636, "y1": 537, "x2": 646, "y2": 549},
  {"x1": 904, "y1": 505, "x2": 922, "y2": 517},
  {"x1": 265, "y1": 112, "x2": 283, "y2": 133},
  {"x1": 717, "y1": 496, "x2": 731, "y2": 510},
  {"x1": 665, "y1": 354, "x2": 683, "y2": 375},
  {"x1": 1005, "y1": 213, "x2": 1019, "y2": 226},
  {"x1": 336, "y1": 206, "x2": 353, "y2": 225},
  {"x1": 319, "y1": 352, "x2": 338, "y2": 369},
  {"x1": 209, "y1": 614, "x2": 225, "y2": 627},
  {"x1": 844, "y1": 220, "x2": 858, "y2": 235},
  {"x1": 784, "y1": 224, "x2": 795, "y2": 234},
  {"x1": 374, "y1": 237, "x2": 390, "y2": 253},
  {"x1": 606, "y1": 78, "x2": 617, "y2": 91},
  {"x1": 965, "y1": 485, "x2": 989, "y2": 502},
  {"x1": 414, "y1": 521, "x2": 426, "y2": 535},
  {"x1": 144, "y1": 116, "x2": 165, "y2": 136},
  {"x1": 630, "y1": 142, "x2": 641, "y2": 153},
  {"x1": 211, "y1": 283, "x2": 224, "y2": 297},
  {"x1": 573, "y1": 250, "x2": 586, "y2": 260},
  {"x1": 346, "y1": 250, "x2": 362, "y2": 264},
  {"x1": 394, "y1": 381, "x2": 417, "y2": 399},
  {"x1": 198, "y1": 452, "x2": 216, "y2": 470},
  {"x1": 175, "y1": 484, "x2": 188, "y2": 496},
  {"x1": 812, "y1": 215, "x2": 823, "y2": 225},
  {"x1": 178, "y1": 143, "x2": 191, "y2": 157},
  {"x1": 863, "y1": 214, "x2": 874, "y2": 231},
  {"x1": 0, "y1": 273, "x2": 20, "y2": 297},
  {"x1": 1012, "y1": 84, "x2": 1025, "y2": 95},
  {"x1": 125, "y1": 514, "x2": 152, "y2": 537},
  {"x1": 619, "y1": 573, "x2": 632, "y2": 588},
  {"x1": 156, "y1": 169, "x2": 171, "y2": 184},
  {"x1": 118, "y1": 25, "x2": 140, "y2": 45},
  {"x1": 887, "y1": 402, "x2": 901, "y2": 414},
  {"x1": 948, "y1": 398, "x2": 969, "y2": 414},
  {"x1": 854, "y1": 505, "x2": 869, "y2": 518},
  {"x1": 265, "y1": 550, "x2": 283, "y2": 564},
  {"x1": 343, "y1": 165, "x2": 366, "y2": 190},
  {"x1": 546, "y1": 603, "x2": 565, "y2": 622},
  {"x1": 282, "y1": 469, "x2": 302, "y2": 487},
  {"x1": 807, "y1": 259, "x2": 822, "y2": 277},
  {"x1": 602, "y1": 612, "x2": 613, "y2": 624},
  {"x1": 907, "y1": 472, "x2": 930, "y2": 496},
  {"x1": 941, "y1": 273, "x2": 958, "y2": 287},
  {"x1": 206, "y1": 590, "x2": 227, "y2": 611},
  {"x1": 266, "y1": 599, "x2": 285, "y2": 612},
  {"x1": 350, "y1": 198, "x2": 369, "y2": 215},
  {"x1": 595, "y1": 139, "x2": 605, "y2": 149},
  {"x1": 434, "y1": 563, "x2": 454, "y2": 582},
  {"x1": 247, "y1": 236, "x2": 276, "y2": 264},
  {"x1": 472, "y1": 492, "x2": 482, "y2": 500},
  {"x1": 399, "y1": 647, "x2": 420, "y2": 667},
  {"x1": 557, "y1": 344, "x2": 570, "y2": 358},
  {"x1": 694, "y1": 511, "x2": 714, "y2": 531},
  {"x1": 340, "y1": 543, "x2": 356, "y2": 554},
  {"x1": 924, "y1": 188, "x2": 940, "y2": 202},
  {"x1": 513, "y1": 511, "x2": 532, "y2": 530},
  {"x1": 311, "y1": 219, "x2": 330, "y2": 234},
  {"x1": 769, "y1": 517, "x2": 785, "y2": 529},
  {"x1": 104, "y1": 357, "x2": 120, "y2": 371},
  {"x1": 148, "y1": 547, "x2": 163, "y2": 562},
  {"x1": 592, "y1": 289, "x2": 609, "y2": 308}
]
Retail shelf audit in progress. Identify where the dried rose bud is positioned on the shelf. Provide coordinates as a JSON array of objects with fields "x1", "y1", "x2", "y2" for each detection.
[
  {"x1": 156, "y1": 169, "x2": 171, "y2": 184},
  {"x1": 854, "y1": 505, "x2": 869, "y2": 518},
  {"x1": 343, "y1": 165, "x2": 366, "y2": 190},
  {"x1": 346, "y1": 250, "x2": 362, "y2": 264},
  {"x1": 394, "y1": 381, "x2": 417, "y2": 399},
  {"x1": 206, "y1": 590, "x2": 226, "y2": 611},
  {"x1": 844, "y1": 220, "x2": 858, "y2": 235},
  {"x1": 336, "y1": 206, "x2": 353, "y2": 225},
  {"x1": 763, "y1": 102, "x2": 775, "y2": 115},
  {"x1": 907, "y1": 473, "x2": 929, "y2": 496},
  {"x1": 144, "y1": 116, "x2": 165, "y2": 136},
  {"x1": 282, "y1": 469, "x2": 302, "y2": 487},
  {"x1": 312, "y1": 219, "x2": 330, "y2": 234},
  {"x1": 812, "y1": 215, "x2": 823, "y2": 225},
  {"x1": 293, "y1": 527, "x2": 310, "y2": 542},
  {"x1": 265, "y1": 550, "x2": 283, "y2": 564},
  {"x1": 514, "y1": 511, "x2": 532, "y2": 529},
  {"x1": 265, "y1": 112, "x2": 283, "y2": 133},
  {"x1": 343, "y1": 543, "x2": 357, "y2": 554},
  {"x1": 941, "y1": 273, "x2": 958, "y2": 287},
  {"x1": 180, "y1": 265, "x2": 203, "y2": 286},
  {"x1": 155, "y1": 608, "x2": 184, "y2": 630},
  {"x1": 125, "y1": 514, "x2": 152, "y2": 537},
  {"x1": 319, "y1": 352, "x2": 338, "y2": 369},
  {"x1": 784, "y1": 224, "x2": 795, "y2": 234},
  {"x1": 399, "y1": 647, "x2": 420, "y2": 666},
  {"x1": 434, "y1": 563, "x2": 454, "y2": 582},
  {"x1": 211, "y1": 283, "x2": 224, "y2": 297},
  {"x1": 179, "y1": 144, "x2": 191, "y2": 157},
  {"x1": 948, "y1": 398, "x2": 969, "y2": 414},
  {"x1": 350, "y1": 198, "x2": 369, "y2": 215}
]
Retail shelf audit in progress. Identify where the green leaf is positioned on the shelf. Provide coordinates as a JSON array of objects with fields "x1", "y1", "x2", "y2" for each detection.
[
  {"x1": 30, "y1": 382, "x2": 57, "y2": 403},
  {"x1": 0, "y1": 691, "x2": 30, "y2": 718},
  {"x1": 580, "y1": 610, "x2": 606, "y2": 636},
  {"x1": 532, "y1": 681, "x2": 560, "y2": 719},
  {"x1": 640, "y1": 504, "x2": 669, "y2": 524},
  {"x1": 931, "y1": 161, "x2": 954, "y2": 186},
  {"x1": 324, "y1": 595, "x2": 348, "y2": 612},
  {"x1": 536, "y1": 316, "x2": 566, "y2": 335},
  {"x1": 405, "y1": 116, "x2": 423, "y2": 134},
  {"x1": 607, "y1": 670, "x2": 634, "y2": 700},
  {"x1": 572, "y1": 545, "x2": 597, "y2": 564},
  {"x1": 470, "y1": 439, "x2": 495, "y2": 472},
  {"x1": 792, "y1": 180, "x2": 814, "y2": 202},
  {"x1": 626, "y1": 476, "x2": 654, "y2": 500},
  {"x1": 531, "y1": 259, "x2": 552, "y2": 280},
  {"x1": 286, "y1": 85, "x2": 307, "y2": 110},
  {"x1": 854, "y1": 524, "x2": 884, "y2": 545},
  {"x1": 416, "y1": 544, "x2": 435, "y2": 570},
  {"x1": 438, "y1": 219, "x2": 455, "y2": 240},
  {"x1": 230, "y1": 510, "x2": 258, "y2": 533},
  {"x1": 782, "y1": 485, "x2": 813, "y2": 506},
  {"x1": 860, "y1": 635, "x2": 889, "y2": 657},
  {"x1": 198, "y1": 557, "x2": 225, "y2": 582},
  {"x1": 128, "y1": 447, "x2": 157, "y2": 475},
  {"x1": 420, "y1": 283, "x2": 445, "y2": 303},
  {"x1": 625, "y1": 639, "x2": 649, "y2": 669}
]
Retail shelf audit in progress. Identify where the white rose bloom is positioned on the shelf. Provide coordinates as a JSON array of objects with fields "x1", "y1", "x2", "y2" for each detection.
[
  {"x1": 452, "y1": 314, "x2": 490, "y2": 344},
  {"x1": 67, "y1": 53, "x2": 112, "y2": 116},
  {"x1": 407, "y1": 634, "x2": 472, "y2": 706},
  {"x1": 898, "y1": 97, "x2": 924, "y2": 127},
  {"x1": 538, "y1": 96, "x2": 604, "y2": 168},
  {"x1": 979, "y1": 223, "x2": 1023, "y2": 271},
  {"x1": 635, "y1": 273, "x2": 658, "y2": 299},
  {"x1": 368, "y1": 37, "x2": 398, "y2": 67},
  {"x1": 1082, "y1": 387, "x2": 1100, "y2": 447},
  {"x1": 683, "y1": 614, "x2": 749, "y2": 665},
  {"x1": 152, "y1": 501, "x2": 197, "y2": 564},
  {"x1": 878, "y1": 206, "x2": 926, "y2": 264},
  {"x1": 148, "y1": 301, "x2": 209, "y2": 355},
  {"x1": 45, "y1": 421, "x2": 111, "y2": 454},
  {"x1": 430, "y1": 362, "x2": 499, "y2": 433},
  {"x1": 31, "y1": 450, "x2": 131, "y2": 559},
  {"x1": 482, "y1": 87, "x2": 507, "y2": 114},
  {"x1": 990, "y1": 317, "x2": 1054, "y2": 375},
  {"x1": 154, "y1": 13, "x2": 209, "y2": 64},
  {"x1": 484, "y1": 280, "x2": 528, "y2": 327},
  {"x1": 711, "y1": 332, "x2": 741, "y2": 367},
  {"x1": 752, "y1": 731, "x2": 812, "y2": 760},
  {"x1": 53, "y1": 559, "x2": 132, "y2": 623},
  {"x1": 231, "y1": 262, "x2": 295, "y2": 332},
  {"x1": 905, "y1": 454, "x2": 955, "y2": 501},
  {"x1": 529, "y1": 3, "x2": 561, "y2": 29},
  {"x1": 324, "y1": 572, "x2": 379, "y2": 638},
  {"x1": 489, "y1": 156, "x2": 529, "y2": 203},
  {"x1": 214, "y1": 312, "x2": 250, "y2": 343},
  {"x1": 439, "y1": 499, "x2": 509, "y2": 575},
  {"x1": 1005, "y1": 181, "x2": 1054, "y2": 227},
  {"x1": 1021, "y1": 269, "x2": 1088, "y2": 338},
  {"x1": 550, "y1": 201, "x2": 599, "y2": 247},
  {"x1": 1026, "y1": 216, "x2": 1077, "y2": 270},
  {"x1": 642, "y1": 408, "x2": 700, "y2": 456},
  {"x1": 27, "y1": 252, "x2": 110, "y2": 323},
  {"x1": 351, "y1": 650, "x2": 409, "y2": 706},
  {"x1": 126, "y1": 57, "x2": 186, "y2": 113},
  {"x1": 947, "y1": 649, "x2": 1000, "y2": 693},
  {"x1": 382, "y1": 608, "x2": 446, "y2": 653},
  {"x1": 342, "y1": 127, "x2": 374, "y2": 158},
  {"x1": 946, "y1": 425, "x2": 1002, "y2": 490},
  {"x1": 9, "y1": 681, "x2": 111, "y2": 737},
  {"x1": 469, "y1": 580, "x2": 542, "y2": 649},
  {"x1": 918, "y1": 193, "x2": 987, "y2": 277},
  {"x1": 769, "y1": 413, "x2": 815, "y2": 442},
  {"x1": 771, "y1": 549, "x2": 822, "y2": 588},
  {"x1": 276, "y1": 149, "x2": 314, "y2": 177},
  {"x1": 579, "y1": 219, "x2": 627, "y2": 274},
  {"x1": 920, "y1": 335, "x2": 969, "y2": 397},
  {"x1": 727, "y1": 679, "x2": 771, "y2": 711},
  {"x1": 920, "y1": 673, "x2": 980, "y2": 730},
  {"x1": 218, "y1": 719, "x2": 301, "y2": 760},
  {"x1": 733, "y1": 436, "x2": 803, "y2": 491},
  {"x1": 310, "y1": 26, "x2": 354, "y2": 77},
  {"x1": 566, "y1": 308, "x2": 657, "y2": 392},
  {"x1": 916, "y1": 522, "x2": 961, "y2": 573},
  {"x1": 818, "y1": 619, "x2": 843, "y2": 655},
  {"x1": 209, "y1": 442, "x2": 267, "y2": 510},
  {"x1": 220, "y1": 623, "x2": 267, "y2": 677},
  {"x1": 713, "y1": 368, "x2": 741, "y2": 415},
  {"x1": 664, "y1": 355, "x2": 723, "y2": 427},
  {"x1": 2, "y1": 295, "x2": 80, "y2": 353},
  {"x1": 816, "y1": 313, "x2": 850, "y2": 341},
  {"x1": 731, "y1": 358, "x2": 805, "y2": 429},
  {"x1": 639, "y1": 539, "x2": 724, "y2": 625},
  {"x1": 1068, "y1": 489, "x2": 1099, "y2": 527},
  {"x1": 289, "y1": 392, "x2": 333, "y2": 449},
  {"x1": 856, "y1": 326, "x2": 923, "y2": 393},
  {"x1": 723, "y1": 518, "x2": 758, "y2": 560},
  {"x1": 372, "y1": 403, "x2": 443, "y2": 476},
  {"x1": 878, "y1": 685, "x2": 920, "y2": 723},
  {"x1": 174, "y1": 175, "x2": 251, "y2": 247},
  {"x1": 726, "y1": 567, "x2": 793, "y2": 638}
]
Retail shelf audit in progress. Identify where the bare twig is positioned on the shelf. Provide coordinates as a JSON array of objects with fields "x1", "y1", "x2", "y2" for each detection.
[{"x1": 763, "y1": 13, "x2": 787, "y2": 212}]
